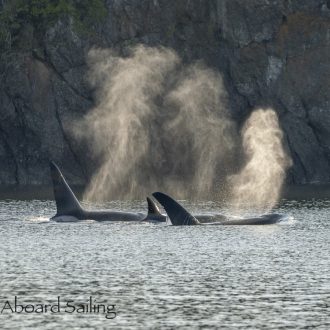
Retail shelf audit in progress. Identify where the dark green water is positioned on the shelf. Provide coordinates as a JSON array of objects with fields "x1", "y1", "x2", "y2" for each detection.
[{"x1": 0, "y1": 198, "x2": 329, "y2": 329}]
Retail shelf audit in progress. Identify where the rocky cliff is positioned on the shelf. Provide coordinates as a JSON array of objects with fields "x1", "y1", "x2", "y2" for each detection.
[{"x1": 0, "y1": 0, "x2": 330, "y2": 188}]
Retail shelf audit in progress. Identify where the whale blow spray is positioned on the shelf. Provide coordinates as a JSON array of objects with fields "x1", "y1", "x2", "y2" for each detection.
[
  {"x1": 77, "y1": 46, "x2": 178, "y2": 200},
  {"x1": 229, "y1": 108, "x2": 292, "y2": 213},
  {"x1": 75, "y1": 45, "x2": 291, "y2": 210},
  {"x1": 77, "y1": 45, "x2": 237, "y2": 200}
]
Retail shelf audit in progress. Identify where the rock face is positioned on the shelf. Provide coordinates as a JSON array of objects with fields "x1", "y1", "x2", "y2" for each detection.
[{"x1": 0, "y1": 0, "x2": 330, "y2": 187}]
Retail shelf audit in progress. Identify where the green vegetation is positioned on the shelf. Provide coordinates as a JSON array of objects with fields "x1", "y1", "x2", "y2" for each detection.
[
  {"x1": 166, "y1": 23, "x2": 176, "y2": 40},
  {"x1": 0, "y1": 0, "x2": 108, "y2": 50}
]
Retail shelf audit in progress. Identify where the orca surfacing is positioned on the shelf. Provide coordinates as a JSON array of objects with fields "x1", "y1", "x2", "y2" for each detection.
[
  {"x1": 152, "y1": 192, "x2": 285, "y2": 226},
  {"x1": 50, "y1": 162, "x2": 166, "y2": 223}
]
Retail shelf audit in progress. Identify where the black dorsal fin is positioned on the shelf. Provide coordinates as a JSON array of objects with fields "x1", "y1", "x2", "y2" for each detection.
[
  {"x1": 49, "y1": 161, "x2": 83, "y2": 217},
  {"x1": 146, "y1": 197, "x2": 162, "y2": 216},
  {"x1": 152, "y1": 192, "x2": 199, "y2": 226}
]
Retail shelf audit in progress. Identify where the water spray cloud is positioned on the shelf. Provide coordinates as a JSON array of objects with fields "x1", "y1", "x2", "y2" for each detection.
[
  {"x1": 76, "y1": 45, "x2": 236, "y2": 200},
  {"x1": 163, "y1": 63, "x2": 237, "y2": 197},
  {"x1": 75, "y1": 45, "x2": 291, "y2": 211},
  {"x1": 80, "y1": 46, "x2": 179, "y2": 200},
  {"x1": 229, "y1": 108, "x2": 292, "y2": 213}
]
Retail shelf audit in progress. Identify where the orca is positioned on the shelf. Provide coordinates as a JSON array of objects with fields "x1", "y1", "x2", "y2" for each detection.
[
  {"x1": 50, "y1": 161, "x2": 166, "y2": 222},
  {"x1": 152, "y1": 192, "x2": 285, "y2": 226}
]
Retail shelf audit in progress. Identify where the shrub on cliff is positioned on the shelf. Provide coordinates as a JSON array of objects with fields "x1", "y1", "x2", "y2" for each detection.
[{"x1": 0, "y1": 0, "x2": 107, "y2": 50}]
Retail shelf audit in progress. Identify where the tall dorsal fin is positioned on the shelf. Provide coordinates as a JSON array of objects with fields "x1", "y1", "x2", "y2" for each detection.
[
  {"x1": 146, "y1": 197, "x2": 162, "y2": 216},
  {"x1": 152, "y1": 192, "x2": 199, "y2": 226},
  {"x1": 50, "y1": 161, "x2": 83, "y2": 217}
]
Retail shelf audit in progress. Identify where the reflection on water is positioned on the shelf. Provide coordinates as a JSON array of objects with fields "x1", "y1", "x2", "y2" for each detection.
[{"x1": 0, "y1": 198, "x2": 329, "y2": 329}]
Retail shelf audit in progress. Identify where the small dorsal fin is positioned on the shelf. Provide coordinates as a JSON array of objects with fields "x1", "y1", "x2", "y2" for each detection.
[
  {"x1": 50, "y1": 161, "x2": 83, "y2": 217},
  {"x1": 146, "y1": 197, "x2": 162, "y2": 216},
  {"x1": 152, "y1": 192, "x2": 199, "y2": 226}
]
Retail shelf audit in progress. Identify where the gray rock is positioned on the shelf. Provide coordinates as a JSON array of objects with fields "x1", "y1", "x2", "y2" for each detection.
[
  {"x1": 282, "y1": 113, "x2": 330, "y2": 183},
  {"x1": 0, "y1": 0, "x2": 329, "y2": 187}
]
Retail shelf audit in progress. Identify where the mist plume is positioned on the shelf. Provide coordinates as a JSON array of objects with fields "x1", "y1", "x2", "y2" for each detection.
[
  {"x1": 80, "y1": 46, "x2": 178, "y2": 200},
  {"x1": 77, "y1": 45, "x2": 237, "y2": 200},
  {"x1": 76, "y1": 45, "x2": 291, "y2": 208},
  {"x1": 229, "y1": 108, "x2": 292, "y2": 213},
  {"x1": 160, "y1": 63, "x2": 237, "y2": 198}
]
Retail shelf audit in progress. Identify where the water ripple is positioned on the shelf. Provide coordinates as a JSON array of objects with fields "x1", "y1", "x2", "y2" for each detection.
[{"x1": 0, "y1": 199, "x2": 329, "y2": 329}]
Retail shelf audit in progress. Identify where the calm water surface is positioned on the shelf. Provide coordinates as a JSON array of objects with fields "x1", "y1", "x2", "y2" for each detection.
[{"x1": 0, "y1": 198, "x2": 329, "y2": 329}]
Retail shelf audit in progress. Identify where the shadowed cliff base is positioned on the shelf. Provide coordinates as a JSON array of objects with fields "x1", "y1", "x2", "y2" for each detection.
[{"x1": 1, "y1": 184, "x2": 330, "y2": 201}]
